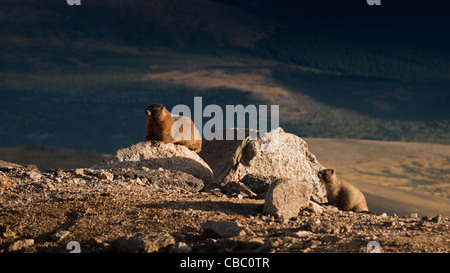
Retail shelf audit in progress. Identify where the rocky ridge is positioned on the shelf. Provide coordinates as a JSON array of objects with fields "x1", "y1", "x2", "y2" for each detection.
[{"x1": 0, "y1": 128, "x2": 449, "y2": 253}]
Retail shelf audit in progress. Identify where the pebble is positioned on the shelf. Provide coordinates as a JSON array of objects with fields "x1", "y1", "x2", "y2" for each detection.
[
  {"x1": 432, "y1": 214, "x2": 442, "y2": 223},
  {"x1": 26, "y1": 171, "x2": 42, "y2": 181},
  {"x1": 2, "y1": 226, "x2": 17, "y2": 238},
  {"x1": 74, "y1": 168, "x2": 84, "y2": 175},
  {"x1": 45, "y1": 181, "x2": 56, "y2": 190},
  {"x1": 307, "y1": 218, "x2": 321, "y2": 225},
  {"x1": 292, "y1": 230, "x2": 314, "y2": 238},
  {"x1": 97, "y1": 171, "x2": 114, "y2": 181},
  {"x1": 308, "y1": 201, "x2": 324, "y2": 215},
  {"x1": 135, "y1": 177, "x2": 144, "y2": 185},
  {"x1": 55, "y1": 169, "x2": 65, "y2": 177},
  {"x1": 7, "y1": 239, "x2": 34, "y2": 252},
  {"x1": 51, "y1": 230, "x2": 71, "y2": 241},
  {"x1": 201, "y1": 221, "x2": 250, "y2": 238},
  {"x1": 114, "y1": 232, "x2": 175, "y2": 253},
  {"x1": 169, "y1": 242, "x2": 191, "y2": 253}
]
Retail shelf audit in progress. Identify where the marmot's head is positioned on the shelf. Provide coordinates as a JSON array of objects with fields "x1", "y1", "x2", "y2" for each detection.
[
  {"x1": 145, "y1": 104, "x2": 167, "y2": 121},
  {"x1": 318, "y1": 169, "x2": 337, "y2": 184}
]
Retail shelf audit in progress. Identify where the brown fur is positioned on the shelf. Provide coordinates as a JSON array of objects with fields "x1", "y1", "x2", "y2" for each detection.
[
  {"x1": 318, "y1": 169, "x2": 369, "y2": 212},
  {"x1": 145, "y1": 104, "x2": 202, "y2": 153}
]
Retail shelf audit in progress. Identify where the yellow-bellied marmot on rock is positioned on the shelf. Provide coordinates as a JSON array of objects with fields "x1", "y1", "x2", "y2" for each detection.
[
  {"x1": 318, "y1": 169, "x2": 369, "y2": 212},
  {"x1": 145, "y1": 104, "x2": 202, "y2": 153}
]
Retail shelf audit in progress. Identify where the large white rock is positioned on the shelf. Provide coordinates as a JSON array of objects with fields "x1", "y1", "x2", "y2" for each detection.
[
  {"x1": 92, "y1": 141, "x2": 214, "y2": 184},
  {"x1": 200, "y1": 128, "x2": 327, "y2": 202}
]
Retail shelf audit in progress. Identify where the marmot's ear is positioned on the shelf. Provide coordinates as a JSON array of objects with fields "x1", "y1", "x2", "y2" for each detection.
[{"x1": 331, "y1": 169, "x2": 335, "y2": 174}]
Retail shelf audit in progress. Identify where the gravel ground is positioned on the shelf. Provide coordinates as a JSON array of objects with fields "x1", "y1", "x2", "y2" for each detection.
[{"x1": 0, "y1": 165, "x2": 448, "y2": 253}]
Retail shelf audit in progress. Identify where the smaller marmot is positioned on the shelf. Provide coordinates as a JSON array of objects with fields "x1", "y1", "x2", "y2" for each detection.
[
  {"x1": 318, "y1": 169, "x2": 369, "y2": 212},
  {"x1": 145, "y1": 104, "x2": 202, "y2": 153}
]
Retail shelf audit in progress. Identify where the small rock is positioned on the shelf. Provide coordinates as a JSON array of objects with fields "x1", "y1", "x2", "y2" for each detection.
[
  {"x1": 420, "y1": 221, "x2": 433, "y2": 228},
  {"x1": 169, "y1": 242, "x2": 191, "y2": 253},
  {"x1": 408, "y1": 213, "x2": 419, "y2": 218},
  {"x1": 309, "y1": 239, "x2": 322, "y2": 247},
  {"x1": 88, "y1": 237, "x2": 111, "y2": 250},
  {"x1": 97, "y1": 171, "x2": 114, "y2": 181},
  {"x1": 114, "y1": 232, "x2": 175, "y2": 253},
  {"x1": 201, "y1": 221, "x2": 252, "y2": 238},
  {"x1": 384, "y1": 220, "x2": 396, "y2": 227},
  {"x1": 307, "y1": 218, "x2": 321, "y2": 225},
  {"x1": 379, "y1": 213, "x2": 388, "y2": 218},
  {"x1": 431, "y1": 214, "x2": 442, "y2": 223},
  {"x1": 74, "y1": 168, "x2": 84, "y2": 175},
  {"x1": 249, "y1": 218, "x2": 264, "y2": 225},
  {"x1": 291, "y1": 230, "x2": 314, "y2": 238},
  {"x1": 263, "y1": 179, "x2": 312, "y2": 219},
  {"x1": 1, "y1": 226, "x2": 16, "y2": 238},
  {"x1": 55, "y1": 169, "x2": 65, "y2": 177},
  {"x1": 222, "y1": 181, "x2": 257, "y2": 198},
  {"x1": 24, "y1": 164, "x2": 39, "y2": 171},
  {"x1": 238, "y1": 174, "x2": 277, "y2": 198},
  {"x1": 308, "y1": 220, "x2": 350, "y2": 235},
  {"x1": 7, "y1": 239, "x2": 34, "y2": 252},
  {"x1": 26, "y1": 171, "x2": 42, "y2": 181},
  {"x1": 307, "y1": 200, "x2": 324, "y2": 215},
  {"x1": 276, "y1": 218, "x2": 289, "y2": 224},
  {"x1": 51, "y1": 230, "x2": 71, "y2": 241},
  {"x1": 135, "y1": 177, "x2": 144, "y2": 185},
  {"x1": 219, "y1": 237, "x2": 265, "y2": 252},
  {"x1": 45, "y1": 181, "x2": 56, "y2": 190},
  {"x1": 171, "y1": 232, "x2": 186, "y2": 241}
]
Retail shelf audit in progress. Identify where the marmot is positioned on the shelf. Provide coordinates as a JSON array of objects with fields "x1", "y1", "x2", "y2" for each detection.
[
  {"x1": 145, "y1": 104, "x2": 202, "y2": 153},
  {"x1": 318, "y1": 169, "x2": 369, "y2": 212}
]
